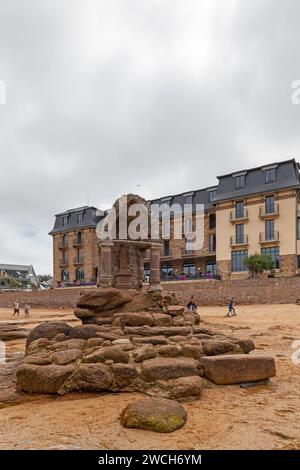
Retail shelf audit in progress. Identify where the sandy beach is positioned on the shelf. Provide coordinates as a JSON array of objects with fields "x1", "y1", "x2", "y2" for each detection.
[{"x1": 0, "y1": 304, "x2": 300, "y2": 450}]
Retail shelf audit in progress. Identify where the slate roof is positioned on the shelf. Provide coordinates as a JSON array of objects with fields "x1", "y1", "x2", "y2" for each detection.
[
  {"x1": 214, "y1": 159, "x2": 300, "y2": 202},
  {"x1": 49, "y1": 206, "x2": 106, "y2": 234}
]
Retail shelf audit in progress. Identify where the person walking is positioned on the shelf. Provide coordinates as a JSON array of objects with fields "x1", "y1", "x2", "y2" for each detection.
[
  {"x1": 24, "y1": 303, "x2": 30, "y2": 319},
  {"x1": 13, "y1": 300, "x2": 20, "y2": 318},
  {"x1": 226, "y1": 298, "x2": 236, "y2": 317}
]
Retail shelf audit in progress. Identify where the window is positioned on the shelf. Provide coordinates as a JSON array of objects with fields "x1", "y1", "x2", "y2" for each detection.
[
  {"x1": 62, "y1": 251, "x2": 68, "y2": 264},
  {"x1": 77, "y1": 231, "x2": 82, "y2": 244},
  {"x1": 265, "y1": 196, "x2": 275, "y2": 214},
  {"x1": 183, "y1": 263, "x2": 196, "y2": 276},
  {"x1": 61, "y1": 269, "x2": 69, "y2": 283},
  {"x1": 261, "y1": 247, "x2": 280, "y2": 269},
  {"x1": 184, "y1": 216, "x2": 193, "y2": 233},
  {"x1": 209, "y1": 234, "x2": 216, "y2": 252},
  {"x1": 144, "y1": 263, "x2": 150, "y2": 279},
  {"x1": 231, "y1": 250, "x2": 248, "y2": 272},
  {"x1": 184, "y1": 194, "x2": 193, "y2": 205},
  {"x1": 162, "y1": 220, "x2": 170, "y2": 238},
  {"x1": 297, "y1": 217, "x2": 300, "y2": 240},
  {"x1": 235, "y1": 201, "x2": 244, "y2": 219},
  {"x1": 77, "y1": 212, "x2": 83, "y2": 223},
  {"x1": 236, "y1": 224, "x2": 244, "y2": 244},
  {"x1": 76, "y1": 248, "x2": 83, "y2": 263},
  {"x1": 62, "y1": 215, "x2": 68, "y2": 226},
  {"x1": 265, "y1": 219, "x2": 274, "y2": 240},
  {"x1": 163, "y1": 240, "x2": 170, "y2": 256},
  {"x1": 297, "y1": 256, "x2": 300, "y2": 269},
  {"x1": 234, "y1": 175, "x2": 245, "y2": 190},
  {"x1": 265, "y1": 168, "x2": 276, "y2": 184},
  {"x1": 62, "y1": 234, "x2": 68, "y2": 246},
  {"x1": 206, "y1": 261, "x2": 216, "y2": 276},
  {"x1": 209, "y1": 213, "x2": 216, "y2": 229},
  {"x1": 161, "y1": 264, "x2": 173, "y2": 279},
  {"x1": 208, "y1": 190, "x2": 217, "y2": 202},
  {"x1": 185, "y1": 240, "x2": 194, "y2": 254},
  {"x1": 76, "y1": 267, "x2": 84, "y2": 281}
]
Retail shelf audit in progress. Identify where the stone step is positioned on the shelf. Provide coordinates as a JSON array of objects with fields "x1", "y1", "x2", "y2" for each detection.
[
  {"x1": 141, "y1": 357, "x2": 198, "y2": 382},
  {"x1": 124, "y1": 326, "x2": 192, "y2": 337},
  {"x1": 199, "y1": 354, "x2": 276, "y2": 385}
]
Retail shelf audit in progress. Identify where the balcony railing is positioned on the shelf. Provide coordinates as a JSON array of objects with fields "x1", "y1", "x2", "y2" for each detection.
[
  {"x1": 182, "y1": 248, "x2": 195, "y2": 256},
  {"x1": 73, "y1": 257, "x2": 84, "y2": 265},
  {"x1": 72, "y1": 237, "x2": 83, "y2": 247},
  {"x1": 229, "y1": 208, "x2": 248, "y2": 223},
  {"x1": 230, "y1": 234, "x2": 249, "y2": 246},
  {"x1": 58, "y1": 241, "x2": 68, "y2": 249},
  {"x1": 259, "y1": 231, "x2": 280, "y2": 243},
  {"x1": 259, "y1": 203, "x2": 279, "y2": 219},
  {"x1": 161, "y1": 272, "x2": 220, "y2": 281},
  {"x1": 59, "y1": 259, "x2": 69, "y2": 267}
]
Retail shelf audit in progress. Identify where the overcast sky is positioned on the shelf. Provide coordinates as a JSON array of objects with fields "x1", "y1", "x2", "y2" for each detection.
[{"x1": 0, "y1": 0, "x2": 300, "y2": 274}]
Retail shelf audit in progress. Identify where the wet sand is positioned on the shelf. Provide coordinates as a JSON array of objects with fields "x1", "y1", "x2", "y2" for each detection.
[{"x1": 0, "y1": 304, "x2": 300, "y2": 450}]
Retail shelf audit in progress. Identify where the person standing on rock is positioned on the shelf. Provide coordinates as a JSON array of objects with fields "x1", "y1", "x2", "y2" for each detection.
[
  {"x1": 13, "y1": 300, "x2": 20, "y2": 318},
  {"x1": 186, "y1": 296, "x2": 198, "y2": 312},
  {"x1": 24, "y1": 304, "x2": 30, "y2": 319}
]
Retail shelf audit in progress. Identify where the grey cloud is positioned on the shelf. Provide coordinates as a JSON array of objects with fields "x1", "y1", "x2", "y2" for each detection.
[{"x1": 0, "y1": 0, "x2": 299, "y2": 272}]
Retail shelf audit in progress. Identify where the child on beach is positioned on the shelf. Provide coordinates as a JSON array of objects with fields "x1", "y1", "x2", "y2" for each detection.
[{"x1": 24, "y1": 304, "x2": 30, "y2": 319}]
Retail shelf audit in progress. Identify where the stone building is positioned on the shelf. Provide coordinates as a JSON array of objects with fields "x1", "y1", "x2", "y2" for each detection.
[{"x1": 50, "y1": 159, "x2": 300, "y2": 287}]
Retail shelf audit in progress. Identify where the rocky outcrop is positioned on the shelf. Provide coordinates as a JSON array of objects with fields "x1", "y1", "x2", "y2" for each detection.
[
  {"x1": 0, "y1": 325, "x2": 28, "y2": 342},
  {"x1": 16, "y1": 288, "x2": 275, "y2": 400},
  {"x1": 121, "y1": 398, "x2": 187, "y2": 433},
  {"x1": 199, "y1": 355, "x2": 276, "y2": 385}
]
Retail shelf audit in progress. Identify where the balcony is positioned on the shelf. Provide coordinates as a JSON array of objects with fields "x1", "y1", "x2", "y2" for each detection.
[
  {"x1": 259, "y1": 203, "x2": 279, "y2": 219},
  {"x1": 58, "y1": 241, "x2": 68, "y2": 250},
  {"x1": 259, "y1": 231, "x2": 280, "y2": 244},
  {"x1": 59, "y1": 259, "x2": 69, "y2": 268},
  {"x1": 229, "y1": 208, "x2": 249, "y2": 223},
  {"x1": 182, "y1": 248, "x2": 195, "y2": 257},
  {"x1": 72, "y1": 237, "x2": 83, "y2": 247},
  {"x1": 73, "y1": 257, "x2": 84, "y2": 265},
  {"x1": 230, "y1": 234, "x2": 249, "y2": 247}
]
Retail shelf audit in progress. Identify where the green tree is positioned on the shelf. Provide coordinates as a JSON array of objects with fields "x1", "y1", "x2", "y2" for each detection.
[
  {"x1": 37, "y1": 274, "x2": 52, "y2": 283},
  {"x1": 0, "y1": 275, "x2": 21, "y2": 288},
  {"x1": 244, "y1": 253, "x2": 275, "y2": 277}
]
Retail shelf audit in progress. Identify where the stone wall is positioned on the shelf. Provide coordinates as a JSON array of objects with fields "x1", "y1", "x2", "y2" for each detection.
[
  {"x1": 1, "y1": 276, "x2": 300, "y2": 308},
  {"x1": 162, "y1": 276, "x2": 300, "y2": 305}
]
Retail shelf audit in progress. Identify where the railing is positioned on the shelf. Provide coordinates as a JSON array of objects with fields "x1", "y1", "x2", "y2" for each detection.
[
  {"x1": 182, "y1": 248, "x2": 195, "y2": 256},
  {"x1": 229, "y1": 208, "x2": 248, "y2": 222},
  {"x1": 161, "y1": 272, "x2": 220, "y2": 281},
  {"x1": 230, "y1": 234, "x2": 248, "y2": 246},
  {"x1": 56, "y1": 280, "x2": 97, "y2": 288},
  {"x1": 73, "y1": 257, "x2": 84, "y2": 265},
  {"x1": 72, "y1": 237, "x2": 83, "y2": 247},
  {"x1": 259, "y1": 203, "x2": 279, "y2": 218},
  {"x1": 58, "y1": 241, "x2": 68, "y2": 249},
  {"x1": 259, "y1": 231, "x2": 280, "y2": 243},
  {"x1": 59, "y1": 259, "x2": 69, "y2": 267}
]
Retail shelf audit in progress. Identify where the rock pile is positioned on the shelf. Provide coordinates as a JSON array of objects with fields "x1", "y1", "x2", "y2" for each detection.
[{"x1": 16, "y1": 287, "x2": 276, "y2": 400}]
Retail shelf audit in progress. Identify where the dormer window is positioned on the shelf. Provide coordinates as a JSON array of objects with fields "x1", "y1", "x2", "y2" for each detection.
[
  {"x1": 184, "y1": 194, "x2": 193, "y2": 205},
  {"x1": 208, "y1": 189, "x2": 217, "y2": 202},
  {"x1": 77, "y1": 212, "x2": 83, "y2": 223},
  {"x1": 62, "y1": 215, "x2": 69, "y2": 226},
  {"x1": 265, "y1": 168, "x2": 276, "y2": 184},
  {"x1": 234, "y1": 175, "x2": 245, "y2": 190}
]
